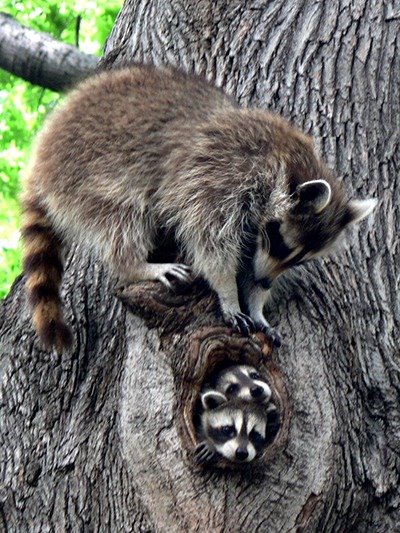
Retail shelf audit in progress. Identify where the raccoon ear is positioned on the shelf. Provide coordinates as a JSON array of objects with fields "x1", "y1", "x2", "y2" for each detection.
[
  {"x1": 346, "y1": 198, "x2": 378, "y2": 224},
  {"x1": 201, "y1": 391, "x2": 228, "y2": 410},
  {"x1": 296, "y1": 179, "x2": 332, "y2": 214}
]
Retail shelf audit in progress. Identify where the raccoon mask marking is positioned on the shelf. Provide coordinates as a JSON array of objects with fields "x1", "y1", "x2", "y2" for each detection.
[
  {"x1": 237, "y1": 176, "x2": 376, "y2": 345},
  {"x1": 207, "y1": 364, "x2": 272, "y2": 404},
  {"x1": 261, "y1": 179, "x2": 377, "y2": 283},
  {"x1": 195, "y1": 391, "x2": 269, "y2": 464},
  {"x1": 274, "y1": 180, "x2": 376, "y2": 269}
]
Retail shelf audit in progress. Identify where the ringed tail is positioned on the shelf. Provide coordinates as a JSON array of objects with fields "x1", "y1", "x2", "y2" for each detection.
[{"x1": 21, "y1": 199, "x2": 72, "y2": 352}]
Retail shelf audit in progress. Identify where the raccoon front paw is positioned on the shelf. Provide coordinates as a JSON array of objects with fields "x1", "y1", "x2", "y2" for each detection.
[
  {"x1": 225, "y1": 312, "x2": 257, "y2": 336},
  {"x1": 194, "y1": 441, "x2": 218, "y2": 464},
  {"x1": 254, "y1": 321, "x2": 281, "y2": 348},
  {"x1": 156, "y1": 263, "x2": 193, "y2": 290}
]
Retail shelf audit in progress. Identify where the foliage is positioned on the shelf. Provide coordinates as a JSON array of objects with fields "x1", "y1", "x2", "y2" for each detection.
[{"x1": 0, "y1": 0, "x2": 120, "y2": 298}]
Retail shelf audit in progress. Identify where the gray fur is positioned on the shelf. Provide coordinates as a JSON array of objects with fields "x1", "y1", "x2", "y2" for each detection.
[{"x1": 22, "y1": 64, "x2": 376, "y2": 347}]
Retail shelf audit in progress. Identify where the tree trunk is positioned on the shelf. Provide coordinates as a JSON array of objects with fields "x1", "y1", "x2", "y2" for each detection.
[
  {"x1": 1, "y1": 1, "x2": 399, "y2": 531},
  {"x1": 0, "y1": 12, "x2": 98, "y2": 91}
]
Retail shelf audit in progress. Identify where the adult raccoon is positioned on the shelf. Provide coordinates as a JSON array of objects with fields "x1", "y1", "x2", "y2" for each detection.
[{"x1": 21, "y1": 64, "x2": 376, "y2": 350}]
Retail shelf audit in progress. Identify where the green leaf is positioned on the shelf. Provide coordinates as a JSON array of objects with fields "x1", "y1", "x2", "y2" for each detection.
[{"x1": 0, "y1": 0, "x2": 120, "y2": 298}]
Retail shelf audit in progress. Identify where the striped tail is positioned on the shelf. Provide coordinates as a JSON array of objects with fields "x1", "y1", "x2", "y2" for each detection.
[{"x1": 21, "y1": 199, "x2": 72, "y2": 352}]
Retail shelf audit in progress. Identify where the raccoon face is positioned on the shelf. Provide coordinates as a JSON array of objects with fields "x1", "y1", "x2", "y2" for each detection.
[
  {"x1": 201, "y1": 392, "x2": 267, "y2": 463},
  {"x1": 212, "y1": 364, "x2": 272, "y2": 403},
  {"x1": 255, "y1": 179, "x2": 377, "y2": 285}
]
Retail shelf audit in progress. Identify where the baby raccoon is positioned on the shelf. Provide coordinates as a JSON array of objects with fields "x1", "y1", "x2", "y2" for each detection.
[
  {"x1": 195, "y1": 390, "x2": 269, "y2": 464},
  {"x1": 21, "y1": 64, "x2": 377, "y2": 351},
  {"x1": 207, "y1": 364, "x2": 272, "y2": 403}
]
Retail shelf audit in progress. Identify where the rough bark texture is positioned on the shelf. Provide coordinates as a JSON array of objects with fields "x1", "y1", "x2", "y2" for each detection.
[
  {"x1": 1, "y1": 1, "x2": 399, "y2": 531},
  {"x1": 0, "y1": 12, "x2": 98, "y2": 92}
]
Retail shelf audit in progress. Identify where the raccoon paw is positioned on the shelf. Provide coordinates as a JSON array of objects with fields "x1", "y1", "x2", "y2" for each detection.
[
  {"x1": 156, "y1": 263, "x2": 193, "y2": 290},
  {"x1": 194, "y1": 441, "x2": 217, "y2": 464},
  {"x1": 266, "y1": 402, "x2": 278, "y2": 413},
  {"x1": 254, "y1": 321, "x2": 282, "y2": 348},
  {"x1": 225, "y1": 312, "x2": 256, "y2": 336}
]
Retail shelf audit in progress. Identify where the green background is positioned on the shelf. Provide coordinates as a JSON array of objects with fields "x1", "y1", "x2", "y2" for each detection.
[{"x1": 0, "y1": 0, "x2": 120, "y2": 298}]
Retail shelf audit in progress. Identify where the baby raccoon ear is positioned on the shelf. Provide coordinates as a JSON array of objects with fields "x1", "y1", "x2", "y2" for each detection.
[
  {"x1": 346, "y1": 198, "x2": 378, "y2": 224},
  {"x1": 201, "y1": 391, "x2": 228, "y2": 410},
  {"x1": 296, "y1": 179, "x2": 332, "y2": 214}
]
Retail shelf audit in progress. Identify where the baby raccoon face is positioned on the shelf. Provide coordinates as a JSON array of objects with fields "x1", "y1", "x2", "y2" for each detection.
[
  {"x1": 201, "y1": 391, "x2": 267, "y2": 463},
  {"x1": 212, "y1": 364, "x2": 272, "y2": 403}
]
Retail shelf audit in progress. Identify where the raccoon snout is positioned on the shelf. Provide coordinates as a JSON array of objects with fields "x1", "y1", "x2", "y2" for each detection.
[
  {"x1": 235, "y1": 448, "x2": 249, "y2": 461},
  {"x1": 250, "y1": 385, "x2": 264, "y2": 398}
]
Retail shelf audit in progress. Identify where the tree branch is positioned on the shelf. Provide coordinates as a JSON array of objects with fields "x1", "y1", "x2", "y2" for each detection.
[{"x1": 0, "y1": 12, "x2": 98, "y2": 91}]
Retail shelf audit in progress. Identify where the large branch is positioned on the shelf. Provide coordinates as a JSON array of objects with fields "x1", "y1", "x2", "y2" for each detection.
[{"x1": 0, "y1": 12, "x2": 98, "y2": 91}]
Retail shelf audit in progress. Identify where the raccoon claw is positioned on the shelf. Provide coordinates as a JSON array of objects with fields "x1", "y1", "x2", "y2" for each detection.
[
  {"x1": 224, "y1": 311, "x2": 281, "y2": 346},
  {"x1": 194, "y1": 442, "x2": 217, "y2": 464},
  {"x1": 268, "y1": 329, "x2": 281, "y2": 348},
  {"x1": 226, "y1": 312, "x2": 256, "y2": 336},
  {"x1": 157, "y1": 263, "x2": 192, "y2": 290},
  {"x1": 258, "y1": 324, "x2": 281, "y2": 347}
]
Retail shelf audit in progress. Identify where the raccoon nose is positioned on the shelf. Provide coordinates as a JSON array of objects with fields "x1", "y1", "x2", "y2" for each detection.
[
  {"x1": 235, "y1": 448, "x2": 249, "y2": 461},
  {"x1": 251, "y1": 385, "x2": 264, "y2": 398}
]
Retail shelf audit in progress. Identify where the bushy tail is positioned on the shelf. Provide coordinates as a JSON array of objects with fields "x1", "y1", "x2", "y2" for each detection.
[{"x1": 21, "y1": 199, "x2": 72, "y2": 352}]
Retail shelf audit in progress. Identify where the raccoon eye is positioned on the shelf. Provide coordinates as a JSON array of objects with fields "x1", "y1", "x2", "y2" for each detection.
[
  {"x1": 249, "y1": 429, "x2": 265, "y2": 447},
  {"x1": 220, "y1": 425, "x2": 236, "y2": 438},
  {"x1": 249, "y1": 372, "x2": 260, "y2": 380},
  {"x1": 226, "y1": 383, "x2": 239, "y2": 395}
]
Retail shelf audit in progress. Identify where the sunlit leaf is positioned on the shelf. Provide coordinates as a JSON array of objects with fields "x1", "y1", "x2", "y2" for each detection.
[{"x1": 0, "y1": 0, "x2": 120, "y2": 298}]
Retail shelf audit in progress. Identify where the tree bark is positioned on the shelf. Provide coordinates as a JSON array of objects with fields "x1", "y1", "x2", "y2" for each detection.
[
  {"x1": 0, "y1": 12, "x2": 98, "y2": 91},
  {"x1": 1, "y1": 1, "x2": 399, "y2": 532}
]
